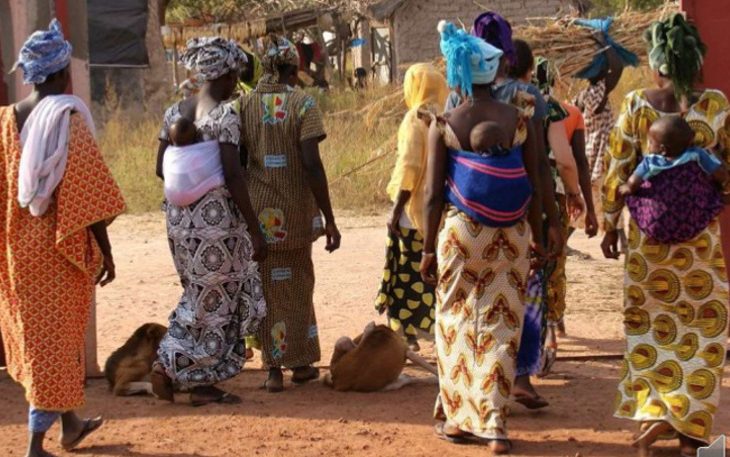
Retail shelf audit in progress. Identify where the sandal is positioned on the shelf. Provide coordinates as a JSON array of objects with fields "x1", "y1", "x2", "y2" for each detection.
[
  {"x1": 631, "y1": 421, "x2": 673, "y2": 448},
  {"x1": 264, "y1": 368, "x2": 284, "y2": 393},
  {"x1": 434, "y1": 423, "x2": 470, "y2": 445},
  {"x1": 514, "y1": 393, "x2": 549, "y2": 410},
  {"x1": 190, "y1": 386, "x2": 242, "y2": 407},
  {"x1": 291, "y1": 366, "x2": 320, "y2": 384},
  {"x1": 60, "y1": 417, "x2": 104, "y2": 451},
  {"x1": 151, "y1": 365, "x2": 174, "y2": 403}
]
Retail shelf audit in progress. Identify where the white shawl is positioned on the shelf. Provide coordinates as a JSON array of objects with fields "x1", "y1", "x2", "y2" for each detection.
[
  {"x1": 18, "y1": 94, "x2": 95, "y2": 216},
  {"x1": 163, "y1": 140, "x2": 225, "y2": 207}
]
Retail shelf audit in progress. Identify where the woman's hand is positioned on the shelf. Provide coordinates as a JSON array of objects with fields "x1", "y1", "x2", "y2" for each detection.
[
  {"x1": 251, "y1": 230, "x2": 268, "y2": 262},
  {"x1": 529, "y1": 242, "x2": 547, "y2": 274},
  {"x1": 420, "y1": 252, "x2": 438, "y2": 285},
  {"x1": 546, "y1": 223, "x2": 564, "y2": 259},
  {"x1": 566, "y1": 192, "x2": 585, "y2": 220},
  {"x1": 387, "y1": 206, "x2": 402, "y2": 236},
  {"x1": 584, "y1": 210, "x2": 599, "y2": 238},
  {"x1": 325, "y1": 221, "x2": 341, "y2": 253},
  {"x1": 96, "y1": 253, "x2": 116, "y2": 287},
  {"x1": 601, "y1": 230, "x2": 621, "y2": 259}
]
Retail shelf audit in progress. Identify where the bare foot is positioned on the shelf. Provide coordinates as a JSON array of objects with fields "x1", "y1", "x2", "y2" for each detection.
[
  {"x1": 679, "y1": 434, "x2": 704, "y2": 457},
  {"x1": 488, "y1": 439, "x2": 512, "y2": 455}
]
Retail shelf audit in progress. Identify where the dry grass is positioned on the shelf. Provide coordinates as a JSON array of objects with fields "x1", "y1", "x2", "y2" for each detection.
[{"x1": 99, "y1": 67, "x2": 651, "y2": 214}]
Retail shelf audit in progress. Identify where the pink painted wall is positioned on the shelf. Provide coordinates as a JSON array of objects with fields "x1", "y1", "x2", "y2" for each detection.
[{"x1": 4, "y1": 0, "x2": 91, "y2": 106}]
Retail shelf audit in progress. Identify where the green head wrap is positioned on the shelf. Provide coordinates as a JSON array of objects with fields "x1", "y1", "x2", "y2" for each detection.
[{"x1": 644, "y1": 13, "x2": 706, "y2": 99}]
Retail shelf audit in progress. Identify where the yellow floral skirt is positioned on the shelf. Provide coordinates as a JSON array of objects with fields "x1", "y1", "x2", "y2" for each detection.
[{"x1": 614, "y1": 218, "x2": 728, "y2": 443}]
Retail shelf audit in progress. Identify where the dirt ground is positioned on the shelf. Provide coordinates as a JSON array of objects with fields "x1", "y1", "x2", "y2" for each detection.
[{"x1": 0, "y1": 213, "x2": 728, "y2": 457}]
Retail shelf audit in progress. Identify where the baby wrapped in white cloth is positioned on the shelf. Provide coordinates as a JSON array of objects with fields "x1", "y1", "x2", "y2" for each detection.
[{"x1": 162, "y1": 140, "x2": 225, "y2": 207}]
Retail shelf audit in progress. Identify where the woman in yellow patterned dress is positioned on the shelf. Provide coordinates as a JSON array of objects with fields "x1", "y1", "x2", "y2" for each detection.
[
  {"x1": 421, "y1": 22, "x2": 544, "y2": 455},
  {"x1": 375, "y1": 63, "x2": 448, "y2": 351},
  {"x1": 601, "y1": 14, "x2": 729, "y2": 457}
]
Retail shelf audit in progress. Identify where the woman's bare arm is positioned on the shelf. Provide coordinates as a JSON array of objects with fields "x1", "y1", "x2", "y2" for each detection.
[
  {"x1": 423, "y1": 122, "x2": 447, "y2": 256},
  {"x1": 220, "y1": 143, "x2": 267, "y2": 261},
  {"x1": 156, "y1": 140, "x2": 168, "y2": 179},
  {"x1": 548, "y1": 121, "x2": 580, "y2": 194},
  {"x1": 522, "y1": 120, "x2": 544, "y2": 248}
]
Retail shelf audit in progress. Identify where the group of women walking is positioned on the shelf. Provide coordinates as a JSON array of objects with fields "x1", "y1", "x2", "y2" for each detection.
[
  {"x1": 0, "y1": 7, "x2": 727, "y2": 457},
  {"x1": 378, "y1": 9, "x2": 729, "y2": 457}
]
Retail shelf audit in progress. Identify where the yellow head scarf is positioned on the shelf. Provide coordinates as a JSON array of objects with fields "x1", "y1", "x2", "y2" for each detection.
[
  {"x1": 403, "y1": 63, "x2": 449, "y2": 111},
  {"x1": 387, "y1": 63, "x2": 448, "y2": 235}
]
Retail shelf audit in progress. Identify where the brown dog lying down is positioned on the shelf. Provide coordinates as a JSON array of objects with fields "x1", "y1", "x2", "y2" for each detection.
[
  {"x1": 105, "y1": 323, "x2": 167, "y2": 396},
  {"x1": 324, "y1": 322, "x2": 438, "y2": 392}
]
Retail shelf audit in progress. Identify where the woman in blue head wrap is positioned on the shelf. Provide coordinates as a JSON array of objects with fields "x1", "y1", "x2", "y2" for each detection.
[
  {"x1": 420, "y1": 21, "x2": 545, "y2": 454},
  {"x1": 2, "y1": 19, "x2": 126, "y2": 457}
]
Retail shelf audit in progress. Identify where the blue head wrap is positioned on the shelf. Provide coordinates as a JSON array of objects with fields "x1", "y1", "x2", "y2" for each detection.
[
  {"x1": 573, "y1": 17, "x2": 639, "y2": 80},
  {"x1": 11, "y1": 19, "x2": 72, "y2": 85},
  {"x1": 438, "y1": 21, "x2": 502, "y2": 98}
]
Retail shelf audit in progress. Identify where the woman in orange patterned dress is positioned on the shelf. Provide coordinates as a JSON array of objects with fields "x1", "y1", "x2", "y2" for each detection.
[
  {"x1": 602, "y1": 14, "x2": 729, "y2": 457},
  {"x1": 421, "y1": 22, "x2": 545, "y2": 455},
  {"x1": 0, "y1": 20, "x2": 125, "y2": 457}
]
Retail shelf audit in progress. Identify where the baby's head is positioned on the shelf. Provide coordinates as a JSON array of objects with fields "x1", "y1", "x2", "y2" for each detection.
[
  {"x1": 169, "y1": 117, "x2": 197, "y2": 147},
  {"x1": 470, "y1": 121, "x2": 507, "y2": 153},
  {"x1": 647, "y1": 115, "x2": 694, "y2": 158}
]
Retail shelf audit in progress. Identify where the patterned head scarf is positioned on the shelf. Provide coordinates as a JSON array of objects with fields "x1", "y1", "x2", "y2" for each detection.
[
  {"x1": 260, "y1": 35, "x2": 300, "y2": 85},
  {"x1": 644, "y1": 13, "x2": 706, "y2": 99},
  {"x1": 471, "y1": 12, "x2": 516, "y2": 66},
  {"x1": 11, "y1": 19, "x2": 72, "y2": 85},
  {"x1": 439, "y1": 21, "x2": 503, "y2": 98},
  {"x1": 180, "y1": 37, "x2": 247, "y2": 81},
  {"x1": 403, "y1": 63, "x2": 449, "y2": 110},
  {"x1": 533, "y1": 56, "x2": 553, "y2": 95}
]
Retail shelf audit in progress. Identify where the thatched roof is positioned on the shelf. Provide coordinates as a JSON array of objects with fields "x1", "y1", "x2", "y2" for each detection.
[{"x1": 366, "y1": 0, "x2": 406, "y2": 22}]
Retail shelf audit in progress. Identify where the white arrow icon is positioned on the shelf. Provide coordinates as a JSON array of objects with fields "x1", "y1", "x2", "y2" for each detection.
[{"x1": 698, "y1": 436, "x2": 726, "y2": 457}]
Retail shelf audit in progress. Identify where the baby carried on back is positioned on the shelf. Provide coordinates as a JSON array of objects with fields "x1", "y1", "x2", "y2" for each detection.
[
  {"x1": 618, "y1": 115, "x2": 729, "y2": 244},
  {"x1": 163, "y1": 117, "x2": 226, "y2": 207},
  {"x1": 445, "y1": 120, "x2": 532, "y2": 227}
]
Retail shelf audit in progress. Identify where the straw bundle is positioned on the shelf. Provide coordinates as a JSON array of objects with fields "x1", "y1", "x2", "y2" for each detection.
[
  {"x1": 357, "y1": 6, "x2": 678, "y2": 125},
  {"x1": 516, "y1": 5, "x2": 678, "y2": 79}
]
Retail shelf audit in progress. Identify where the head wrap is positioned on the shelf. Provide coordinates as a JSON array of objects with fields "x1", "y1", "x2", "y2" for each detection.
[
  {"x1": 11, "y1": 19, "x2": 72, "y2": 85},
  {"x1": 403, "y1": 63, "x2": 449, "y2": 110},
  {"x1": 238, "y1": 52, "x2": 263, "y2": 93},
  {"x1": 644, "y1": 13, "x2": 706, "y2": 99},
  {"x1": 260, "y1": 35, "x2": 300, "y2": 85},
  {"x1": 573, "y1": 17, "x2": 639, "y2": 80},
  {"x1": 471, "y1": 12, "x2": 516, "y2": 66},
  {"x1": 180, "y1": 36, "x2": 247, "y2": 81},
  {"x1": 439, "y1": 21, "x2": 503, "y2": 98},
  {"x1": 533, "y1": 56, "x2": 553, "y2": 95}
]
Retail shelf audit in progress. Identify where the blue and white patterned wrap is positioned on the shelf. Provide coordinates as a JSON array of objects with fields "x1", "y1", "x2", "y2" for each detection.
[{"x1": 12, "y1": 19, "x2": 72, "y2": 85}]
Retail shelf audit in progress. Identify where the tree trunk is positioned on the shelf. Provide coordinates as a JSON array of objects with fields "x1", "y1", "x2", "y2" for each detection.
[{"x1": 144, "y1": 0, "x2": 171, "y2": 113}]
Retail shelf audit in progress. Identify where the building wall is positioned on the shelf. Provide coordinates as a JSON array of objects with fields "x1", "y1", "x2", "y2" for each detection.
[
  {"x1": 0, "y1": 0, "x2": 91, "y2": 106},
  {"x1": 391, "y1": 0, "x2": 564, "y2": 80}
]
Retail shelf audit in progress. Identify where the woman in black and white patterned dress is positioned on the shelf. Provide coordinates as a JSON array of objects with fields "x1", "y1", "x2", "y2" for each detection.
[{"x1": 152, "y1": 37, "x2": 267, "y2": 406}]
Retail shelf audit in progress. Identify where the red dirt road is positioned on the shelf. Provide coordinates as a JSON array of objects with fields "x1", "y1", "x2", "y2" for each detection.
[{"x1": 1, "y1": 213, "x2": 727, "y2": 457}]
